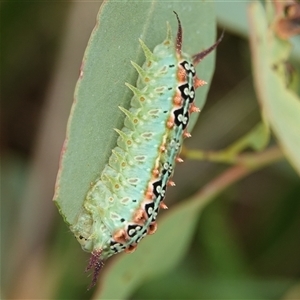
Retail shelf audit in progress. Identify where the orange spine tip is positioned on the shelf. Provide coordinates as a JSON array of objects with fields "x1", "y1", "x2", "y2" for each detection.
[
  {"x1": 176, "y1": 157, "x2": 184, "y2": 163},
  {"x1": 152, "y1": 168, "x2": 160, "y2": 176},
  {"x1": 146, "y1": 190, "x2": 153, "y2": 199},
  {"x1": 183, "y1": 131, "x2": 191, "y2": 138},
  {"x1": 134, "y1": 209, "x2": 146, "y2": 223},
  {"x1": 194, "y1": 77, "x2": 207, "y2": 89},
  {"x1": 148, "y1": 222, "x2": 157, "y2": 235},
  {"x1": 167, "y1": 121, "x2": 174, "y2": 129},
  {"x1": 113, "y1": 229, "x2": 128, "y2": 243},
  {"x1": 190, "y1": 105, "x2": 200, "y2": 113},
  {"x1": 125, "y1": 244, "x2": 137, "y2": 253},
  {"x1": 177, "y1": 67, "x2": 186, "y2": 81},
  {"x1": 160, "y1": 145, "x2": 166, "y2": 152},
  {"x1": 168, "y1": 180, "x2": 176, "y2": 186},
  {"x1": 173, "y1": 94, "x2": 182, "y2": 105},
  {"x1": 160, "y1": 202, "x2": 168, "y2": 209}
]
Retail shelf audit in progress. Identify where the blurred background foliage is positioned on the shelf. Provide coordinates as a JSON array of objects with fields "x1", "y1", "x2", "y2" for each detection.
[{"x1": 1, "y1": 1, "x2": 300, "y2": 299}]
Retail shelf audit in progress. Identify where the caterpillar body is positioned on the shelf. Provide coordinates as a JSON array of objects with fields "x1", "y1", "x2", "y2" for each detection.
[{"x1": 70, "y1": 12, "x2": 222, "y2": 288}]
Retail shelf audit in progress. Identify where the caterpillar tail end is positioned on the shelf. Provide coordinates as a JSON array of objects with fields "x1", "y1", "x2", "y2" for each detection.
[{"x1": 86, "y1": 249, "x2": 105, "y2": 290}]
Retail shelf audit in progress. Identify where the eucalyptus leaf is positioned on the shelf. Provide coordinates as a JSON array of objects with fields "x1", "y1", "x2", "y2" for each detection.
[
  {"x1": 54, "y1": 1, "x2": 218, "y2": 225},
  {"x1": 226, "y1": 122, "x2": 270, "y2": 155},
  {"x1": 248, "y1": 2, "x2": 300, "y2": 176}
]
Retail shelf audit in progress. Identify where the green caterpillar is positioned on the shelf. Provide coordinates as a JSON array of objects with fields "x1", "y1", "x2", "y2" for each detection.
[{"x1": 70, "y1": 11, "x2": 222, "y2": 288}]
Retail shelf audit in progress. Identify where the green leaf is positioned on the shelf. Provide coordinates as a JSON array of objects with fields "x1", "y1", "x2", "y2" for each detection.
[
  {"x1": 53, "y1": 1, "x2": 218, "y2": 225},
  {"x1": 215, "y1": 1, "x2": 300, "y2": 62},
  {"x1": 248, "y1": 2, "x2": 300, "y2": 176},
  {"x1": 225, "y1": 122, "x2": 270, "y2": 155}
]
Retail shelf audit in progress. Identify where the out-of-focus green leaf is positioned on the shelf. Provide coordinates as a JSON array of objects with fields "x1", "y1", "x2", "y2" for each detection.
[
  {"x1": 248, "y1": 2, "x2": 300, "y2": 176},
  {"x1": 282, "y1": 281, "x2": 300, "y2": 300},
  {"x1": 134, "y1": 274, "x2": 293, "y2": 299},
  {"x1": 215, "y1": 1, "x2": 300, "y2": 62},
  {"x1": 53, "y1": 1, "x2": 218, "y2": 225},
  {"x1": 226, "y1": 122, "x2": 270, "y2": 155}
]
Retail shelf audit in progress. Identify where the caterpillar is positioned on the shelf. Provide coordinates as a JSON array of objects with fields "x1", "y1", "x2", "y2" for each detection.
[{"x1": 70, "y1": 11, "x2": 223, "y2": 288}]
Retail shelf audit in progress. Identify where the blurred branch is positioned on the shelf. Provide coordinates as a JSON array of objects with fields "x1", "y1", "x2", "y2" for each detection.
[
  {"x1": 183, "y1": 145, "x2": 283, "y2": 169},
  {"x1": 189, "y1": 146, "x2": 283, "y2": 209}
]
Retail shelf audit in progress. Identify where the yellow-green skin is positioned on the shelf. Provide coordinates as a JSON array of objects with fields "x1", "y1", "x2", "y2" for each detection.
[{"x1": 70, "y1": 12, "x2": 222, "y2": 288}]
